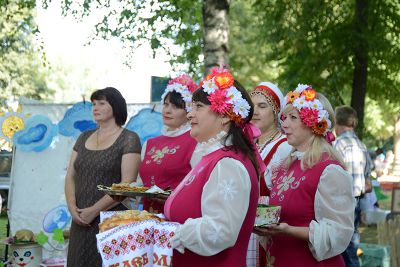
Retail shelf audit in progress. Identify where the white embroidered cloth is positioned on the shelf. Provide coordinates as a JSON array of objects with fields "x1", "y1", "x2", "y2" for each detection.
[{"x1": 96, "y1": 211, "x2": 179, "y2": 267}]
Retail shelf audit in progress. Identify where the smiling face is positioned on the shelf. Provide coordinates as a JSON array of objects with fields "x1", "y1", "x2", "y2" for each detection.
[
  {"x1": 92, "y1": 99, "x2": 114, "y2": 123},
  {"x1": 162, "y1": 96, "x2": 188, "y2": 129},
  {"x1": 281, "y1": 106, "x2": 314, "y2": 151},
  {"x1": 188, "y1": 101, "x2": 228, "y2": 142},
  {"x1": 2, "y1": 115, "x2": 24, "y2": 139},
  {"x1": 251, "y1": 94, "x2": 276, "y2": 134}
]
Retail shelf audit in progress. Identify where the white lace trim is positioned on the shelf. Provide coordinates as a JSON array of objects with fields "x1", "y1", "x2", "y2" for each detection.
[
  {"x1": 161, "y1": 122, "x2": 191, "y2": 137},
  {"x1": 291, "y1": 150, "x2": 305, "y2": 159},
  {"x1": 195, "y1": 131, "x2": 231, "y2": 156}
]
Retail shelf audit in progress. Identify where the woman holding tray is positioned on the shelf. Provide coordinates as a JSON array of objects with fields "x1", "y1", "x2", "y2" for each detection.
[
  {"x1": 164, "y1": 67, "x2": 263, "y2": 267},
  {"x1": 138, "y1": 74, "x2": 200, "y2": 213},
  {"x1": 253, "y1": 84, "x2": 354, "y2": 267},
  {"x1": 65, "y1": 87, "x2": 141, "y2": 266},
  {"x1": 247, "y1": 82, "x2": 292, "y2": 267}
]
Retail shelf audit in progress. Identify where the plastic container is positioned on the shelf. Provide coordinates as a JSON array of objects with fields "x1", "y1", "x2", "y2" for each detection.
[
  {"x1": 10, "y1": 243, "x2": 42, "y2": 267},
  {"x1": 359, "y1": 243, "x2": 391, "y2": 267},
  {"x1": 40, "y1": 257, "x2": 66, "y2": 267}
]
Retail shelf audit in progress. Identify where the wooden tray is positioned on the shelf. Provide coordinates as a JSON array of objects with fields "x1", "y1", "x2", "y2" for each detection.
[{"x1": 97, "y1": 185, "x2": 170, "y2": 198}]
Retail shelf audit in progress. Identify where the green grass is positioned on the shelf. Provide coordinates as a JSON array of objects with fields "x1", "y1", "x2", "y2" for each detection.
[
  {"x1": 359, "y1": 189, "x2": 392, "y2": 244},
  {"x1": 0, "y1": 212, "x2": 8, "y2": 261}
]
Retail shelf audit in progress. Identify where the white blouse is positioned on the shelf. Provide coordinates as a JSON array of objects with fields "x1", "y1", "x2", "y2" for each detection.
[
  {"x1": 309, "y1": 163, "x2": 355, "y2": 261},
  {"x1": 171, "y1": 131, "x2": 252, "y2": 256},
  {"x1": 259, "y1": 151, "x2": 355, "y2": 261},
  {"x1": 259, "y1": 134, "x2": 292, "y2": 188}
]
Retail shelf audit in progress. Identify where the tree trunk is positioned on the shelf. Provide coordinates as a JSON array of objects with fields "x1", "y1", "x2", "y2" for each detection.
[
  {"x1": 351, "y1": 0, "x2": 368, "y2": 139},
  {"x1": 391, "y1": 116, "x2": 400, "y2": 176},
  {"x1": 202, "y1": 0, "x2": 230, "y2": 75}
]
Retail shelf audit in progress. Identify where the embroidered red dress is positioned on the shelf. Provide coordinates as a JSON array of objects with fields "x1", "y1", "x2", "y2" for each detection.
[
  {"x1": 267, "y1": 156, "x2": 353, "y2": 267},
  {"x1": 164, "y1": 136, "x2": 259, "y2": 267},
  {"x1": 139, "y1": 128, "x2": 197, "y2": 213},
  {"x1": 247, "y1": 134, "x2": 290, "y2": 267}
]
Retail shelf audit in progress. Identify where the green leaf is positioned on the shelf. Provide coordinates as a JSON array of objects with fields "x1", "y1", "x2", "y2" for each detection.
[
  {"x1": 52, "y1": 228, "x2": 65, "y2": 244},
  {"x1": 36, "y1": 231, "x2": 48, "y2": 246}
]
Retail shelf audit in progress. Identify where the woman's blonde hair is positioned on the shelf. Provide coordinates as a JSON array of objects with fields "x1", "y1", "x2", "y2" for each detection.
[{"x1": 283, "y1": 93, "x2": 344, "y2": 170}]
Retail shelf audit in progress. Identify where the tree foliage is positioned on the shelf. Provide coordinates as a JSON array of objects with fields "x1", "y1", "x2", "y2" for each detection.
[
  {"x1": 0, "y1": 0, "x2": 53, "y2": 104},
  {"x1": 254, "y1": 0, "x2": 400, "y2": 137},
  {"x1": 44, "y1": 0, "x2": 400, "y2": 143}
]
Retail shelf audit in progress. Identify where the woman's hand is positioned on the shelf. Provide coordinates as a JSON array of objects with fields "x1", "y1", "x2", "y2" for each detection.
[
  {"x1": 76, "y1": 206, "x2": 99, "y2": 225},
  {"x1": 70, "y1": 206, "x2": 90, "y2": 226},
  {"x1": 151, "y1": 193, "x2": 169, "y2": 204},
  {"x1": 253, "y1": 223, "x2": 289, "y2": 236},
  {"x1": 109, "y1": 195, "x2": 127, "y2": 202},
  {"x1": 253, "y1": 223, "x2": 309, "y2": 241}
]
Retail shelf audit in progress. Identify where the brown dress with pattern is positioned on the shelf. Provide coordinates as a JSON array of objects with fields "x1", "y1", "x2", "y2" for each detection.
[{"x1": 67, "y1": 128, "x2": 141, "y2": 267}]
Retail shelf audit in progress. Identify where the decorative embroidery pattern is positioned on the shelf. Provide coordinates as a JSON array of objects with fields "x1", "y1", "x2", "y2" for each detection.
[
  {"x1": 97, "y1": 220, "x2": 178, "y2": 261},
  {"x1": 271, "y1": 170, "x2": 306, "y2": 202},
  {"x1": 184, "y1": 166, "x2": 204, "y2": 186},
  {"x1": 219, "y1": 179, "x2": 237, "y2": 201},
  {"x1": 145, "y1": 145, "x2": 180, "y2": 164}
]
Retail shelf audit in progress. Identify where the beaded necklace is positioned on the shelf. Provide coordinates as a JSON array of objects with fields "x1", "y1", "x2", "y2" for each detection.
[{"x1": 256, "y1": 130, "x2": 280, "y2": 153}]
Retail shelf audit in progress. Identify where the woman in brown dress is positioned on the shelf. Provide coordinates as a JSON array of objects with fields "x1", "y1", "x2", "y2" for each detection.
[{"x1": 65, "y1": 87, "x2": 141, "y2": 266}]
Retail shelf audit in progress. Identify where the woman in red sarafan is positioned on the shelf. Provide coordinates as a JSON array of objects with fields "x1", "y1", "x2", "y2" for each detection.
[
  {"x1": 253, "y1": 84, "x2": 354, "y2": 267},
  {"x1": 247, "y1": 82, "x2": 292, "y2": 267},
  {"x1": 164, "y1": 67, "x2": 263, "y2": 267},
  {"x1": 138, "y1": 74, "x2": 200, "y2": 213}
]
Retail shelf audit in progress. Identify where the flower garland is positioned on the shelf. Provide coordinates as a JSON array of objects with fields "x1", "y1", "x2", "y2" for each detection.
[
  {"x1": 285, "y1": 84, "x2": 333, "y2": 137},
  {"x1": 161, "y1": 74, "x2": 198, "y2": 112},
  {"x1": 200, "y1": 67, "x2": 251, "y2": 126}
]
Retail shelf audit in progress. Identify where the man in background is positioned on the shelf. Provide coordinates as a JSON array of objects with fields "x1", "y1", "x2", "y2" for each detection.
[{"x1": 334, "y1": 105, "x2": 372, "y2": 267}]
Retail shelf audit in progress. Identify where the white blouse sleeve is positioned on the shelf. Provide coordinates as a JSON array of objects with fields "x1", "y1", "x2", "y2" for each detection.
[
  {"x1": 140, "y1": 141, "x2": 147, "y2": 161},
  {"x1": 172, "y1": 158, "x2": 251, "y2": 256},
  {"x1": 309, "y1": 164, "x2": 355, "y2": 261}
]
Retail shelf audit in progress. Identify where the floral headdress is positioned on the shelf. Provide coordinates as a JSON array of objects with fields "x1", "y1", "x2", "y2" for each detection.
[
  {"x1": 161, "y1": 74, "x2": 198, "y2": 112},
  {"x1": 199, "y1": 67, "x2": 251, "y2": 126},
  {"x1": 285, "y1": 84, "x2": 335, "y2": 142}
]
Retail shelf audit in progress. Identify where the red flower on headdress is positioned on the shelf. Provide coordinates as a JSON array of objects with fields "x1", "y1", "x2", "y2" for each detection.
[
  {"x1": 168, "y1": 74, "x2": 198, "y2": 92},
  {"x1": 299, "y1": 108, "x2": 319, "y2": 128},
  {"x1": 209, "y1": 67, "x2": 224, "y2": 77},
  {"x1": 205, "y1": 74, "x2": 213, "y2": 81},
  {"x1": 302, "y1": 89, "x2": 317, "y2": 101},
  {"x1": 214, "y1": 72, "x2": 234, "y2": 89},
  {"x1": 226, "y1": 109, "x2": 244, "y2": 126},
  {"x1": 312, "y1": 119, "x2": 328, "y2": 136},
  {"x1": 208, "y1": 89, "x2": 232, "y2": 114}
]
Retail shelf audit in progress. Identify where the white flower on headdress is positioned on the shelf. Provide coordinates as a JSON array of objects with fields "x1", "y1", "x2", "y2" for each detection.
[
  {"x1": 226, "y1": 86, "x2": 242, "y2": 104},
  {"x1": 294, "y1": 84, "x2": 311, "y2": 94},
  {"x1": 326, "y1": 118, "x2": 332, "y2": 130},
  {"x1": 181, "y1": 90, "x2": 192, "y2": 102},
  {"x1": 309, "y1": 99, "x2": 323, "y2": 111},
  {"x1": 202, "y1": 79, "x2": 218, "y2": 94},
  {"x1": 186, "y1": 102, "x2": 193, "y2": 112},
  {"x1": 318, "y1": 109, "x2": 329, "y2": 122},
  {"x1": 161, "y1": 82, "x2": 193, "y2": 112},
  {"x1": 293, "y1": 96, "x2": 310, "y2": 109},
  {"x1": 175, "y1": 84, "x2": 187, "y2": 93},
  {"x1": 233, "y1": 98, "x2": 251, "y2": 119}
]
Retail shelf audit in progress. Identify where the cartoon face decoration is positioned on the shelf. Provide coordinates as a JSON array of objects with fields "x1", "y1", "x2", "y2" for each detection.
[
  {"x1": 0, "y1": 104, "x2": 29, "y2": 149},
  {"x1": 2, "y1": 116, "x2": 24, "y2": 138},
  {"x1": 11, "y1": 244, "x2": 42, "y2": 267}
]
